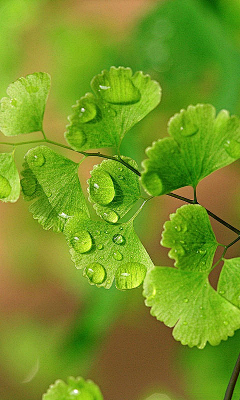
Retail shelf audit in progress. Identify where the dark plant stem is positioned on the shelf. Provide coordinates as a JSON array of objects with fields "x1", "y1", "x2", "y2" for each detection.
[{"x1": 224, "y1": 352, "x2": 240, "y2": 400}]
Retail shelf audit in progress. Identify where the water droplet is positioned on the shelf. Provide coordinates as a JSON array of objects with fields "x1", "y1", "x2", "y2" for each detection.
[
  {"x1": 183, "y1": 321, "x2": 187, "y2": 325},
  {"x1": 0, "y1": 175, "x2": 11, "y2": 199},
  {"x1": 66, "y1": 129, "x2": 86, "y2": 149},
  {"x1": 113, "y1": 251, "x2": 123, "y2": 261},
  {"x1": 223, "y1": 321, "x2": 229, "y2": 326},
  {"x1": 89, "y1": 171, "x2": 115, "y2": 205},
  {"x1": 58, "y1": 212, "x2": 70, "y2": 219},
  {"x1": 175, "y1": 225, "x2": 181, "y2": 232},
  {"x1": 119, "y1": 227, "x2": 123, "y2": 231},
  {"x1": 10, "y1": 98, "x2": 17, "y2": 107},
  {"x1": 219, "y1": 290, "x2": 225, "y2": 295},
  {"x1": 98, "y1": 76, "x2": 141, "y2": 105},
  {"x1": 95, "y1": 230, "x2": 101, "y2": 236},
  {"x1": 71, "y1": 230, "x2": 92, "y2": 253},
  {"x1": 147, "y1": 285, "x2": 156, "y2": 300},
  {"x1": 112, "y1": 234, "x2": 126, "y2": 245},
  {"x1": 199, "y1": 249, "x2": 206, "y2": 255},
  {"x1": 106, "y1": 106, "x2": 117, "y2": 117},
  {"x1": 97, "y1": 243, "x2": 104, "y2": 250},
  {"x1": 180, "y1": 113, "x2": 199, "y2": 137},
  {"x1": 102, "y1": 210, "x2": 119, "y2": 223},
  {"x1": 70, "y1": 389, "x2": 80, "y2": 396},
  {"x1": 199, "y1": 306, "x2": 203, "y2": 310},
  {"x1": 175, "y1": 246, "x2": 185, "y2": 256},
  {"x1": 184, "y1": 298, "x2": 189, "y2": 303},
  {"x1": 224, "y1": 139, "x2": 240, "y2": 159},
  {"x1": 118, "y1": 167, "x2": 123, "y2": 172},
  {"x1": 21, "y1": 177, "x2": 37, "y2": 196},
  {"x1": 31, "y1": 153, "x2": 46, "y2": 167},
  {"x1": 85, "y1": 263, "x2": 107, "y2": 284},
  {"x1": 78, "y1": 101, "x2": 97, "y2": 123},
  {"x1": 182, "y1": 225, "x2": 187, "y2": 233},
  {"x1": 104, "y1": 230, "x2": 109, "y2": 234},
  {"x1": 115, "y1": 262, "x2": 147, "y2": 290}
]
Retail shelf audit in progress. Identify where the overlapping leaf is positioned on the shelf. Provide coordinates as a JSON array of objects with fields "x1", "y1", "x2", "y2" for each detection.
[
  {"x1": 0, "y1": 72, "x2": 50, "y2": 136},
  {"x1": 0, "y1": 152, "x2": 20, "y2": 202},
  {"x1": 21, "y1": 146, "x2": 89, "y2": 232},
  {"x1": 88, "y1": 157, "x2": 141, "y2": 223},
  {"x1": 218, "y1": 258, "x2": 240, "y2": 308},
  {"x1": 65, "y1": 66, "x2": 161, "y2": 150},
  {"x1": 42, "y1": 376, "x2": 103, "y2": 400},
  {"x1": 64, "y1": 213, "x2": 153, "y2": 290},
  {"x1": 141, "y1": 104, "x2": 240, "y2": 196},
  {"x1": 143, "y1": 204, "x2": 240, "y2": 348}
]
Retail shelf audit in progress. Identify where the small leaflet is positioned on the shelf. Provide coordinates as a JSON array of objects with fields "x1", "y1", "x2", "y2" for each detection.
[
  {"x1": 0, "y1": 72, "x2": 50, "y2": 136},
  {"x1": 0, "y1": 152, "x2": 20, "y2": 202},
  {"x1": 65, "y1": 66, "x2": 161, "y2": 150},
  {"x1": 88, "y1": 156, "x2": 141, "y2": 223},
  {"x1": 64, "y1": 213, "x2": 154, "y2": 290},
  {"x1": 141, "y1": 104, "x2": 240, "y2": 196},
  {"x1": 143, "y1": 204, "x2": 240, "y2": 348},
  {"x1": 42, "y1": 376, "x2": 103, "y2": 400},
  {"x1": 21, "y1": 146, "x2": 89, "y2": 232}
]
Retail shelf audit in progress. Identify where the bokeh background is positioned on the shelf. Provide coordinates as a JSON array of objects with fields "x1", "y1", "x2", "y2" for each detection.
[{"x1": 0, "y1": 0, "x2": 240, "y2": 399}]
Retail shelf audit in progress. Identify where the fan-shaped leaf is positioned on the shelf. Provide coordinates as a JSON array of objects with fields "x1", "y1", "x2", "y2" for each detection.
[
  {"x1": 0, "y1": 152, "x2": 20, "y2": 202},
  {"x1": 42, "y1": 376, "x2": 103, "y2": 400}
]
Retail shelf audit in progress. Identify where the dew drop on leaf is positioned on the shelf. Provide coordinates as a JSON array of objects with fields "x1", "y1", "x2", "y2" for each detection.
[
  {"x1": 113, "y1": 251, "x2": 123, "y2": 261},
  {"x1": 219, "y1": 290, "x2": 225, "y2": 295},
  {"x1": 67, "y1": 129, "x2": 86, "y2": 149},
  {"x1": 115, "y1": 262, "x2": 147, "y2": 290},
  {"x1": 183, "y1": 321, "x2": 188, "y2": 325},
  {"x1": 79, "y1": 102, "x2": 97, "y2": 123},
  {"x1": 112, "y1": 234, "x2": 126, "y2": 245},
  {"x1": 0, "y1": 175, "x2": 11, "y2": 199},
  {"x1": 180, "y1": 114, "x2": 199, "y2": 137},
  {"x1": 98, "y1": 78, "x2": 141, "y2": 105},
  {"x1": 175, "y1": 246, "x2": 185, "y2": 256},
  {"x1": 21, "y1": 176, "x2": 37, "y2": 196},
  {"x1": 32, "y1": 153, "x2": 46, "y2": 167},
  {"x1": 184, "y1": 298, "x2": 189, "y2": 303},
  {"x1": 89, "y1": 171, "x2": 115, "y2": 205},
  {"x1": 97, "y1": 244, "x2": 104, "y2": 250},
  {"x1": 199, "y1": 249, "x2": 206, "y2": 255},
  {"x1": 175, "y1": 225, "x2": 181, "y2": 232},
  {"x1": 71, "y1": 230, "x2": 92, "y2": 253},
  {"x1": 224, "y1": 139, "x2": 240, "y2": 158},
  {"x1": 102, "y1": 210, "x2": 119, "y2": 223},
  {"x1": 85, "y1": 263, "x2": 107, "y2": 284},
  {"x1": 223, "y1": 321, "x2": 229, "y2": 326},
  {"x1": 70, "y1": 389, "x2": 80, "y2": 396}
]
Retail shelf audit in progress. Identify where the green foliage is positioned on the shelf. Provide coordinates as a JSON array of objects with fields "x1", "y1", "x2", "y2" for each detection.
[
  {"x1": 0, "y1": 72, "x2": 50, "y2": 136},
  {"x1": 21, "y1": 146, "x2": 89, "y2": 232},
  {"x1": 143, "y1": 205, "x2": 240, "y2": 349},
  {"x1": 42, "y1": 376, "x2": 103, "y2": 400},
  {"x1": 65, "y1": 66, "x2": 161, "y2": 150},
  {"x1": 64, "y1": 212, "x2": 153, "y2": 289},
  {"x1": 1, "y1": 67, "x2": 240, "y2": 357},
  {"x1": 88, "y1": 157, "x2": 141, "y2": 222},
  {"x1": 0, "y1": 152, "x2": 20, "y2": 202},
  {"x1": 141, "y1": 104, "x2": 240, "y2": 196}
]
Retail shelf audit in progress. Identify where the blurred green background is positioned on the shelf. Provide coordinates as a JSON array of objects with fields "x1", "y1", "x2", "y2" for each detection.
[{"x1": 0, "y1": 0, "x2": 240, "y2": 399}]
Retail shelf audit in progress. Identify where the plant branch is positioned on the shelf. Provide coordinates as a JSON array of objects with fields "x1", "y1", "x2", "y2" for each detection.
[
  {"x1": 205, "y1": 208, "x2": 240, "y2": 235},
  {"x1": 224, "y1": 352, "x2": 240, "y2": 400}
]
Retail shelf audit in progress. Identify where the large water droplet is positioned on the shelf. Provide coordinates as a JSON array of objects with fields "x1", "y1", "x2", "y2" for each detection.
[
  {"x1": 21, "y1": 176, "x2": 37, "y2": 196},
  {"x1": 102, "y1": 210, "x2": 119, "y2": 223},
  {"x1": 115, "y1": 262, "x2": 147, "y2": 290},
  {"x1": 78, "y1": 101, "x2": 97, "y2": 123},
  {"x1": 98, "y1": 77, "x2": 141, "y2": 105},
  {"x1": 66, "y1": 129, "x2": 86, "y2": 149},
  {"x1": 89, "y1": 171, "x2": 115, "y2": 205},
  {"x1": 113, "y1": 251, "x2": 123, "y2": 261},
  {"x1": 112, "y1": 234, "x2": 126, "y2": 245},
  {"x1": 31, "y1": 153, "x2": 45, "y2": 167},
  {"x1": 224, "y1": 139, "x2": 240, "y2": 159},
  {"x1": 71, "y1": 230, "x2": 92, "y2": 253},
  {"x1": 85, "y1": 263, "x2": 106, "y2": 284},
  {"x1": 0, "y1": 175, "x2": 11, "y2": 199},
  {"x1": 180, "y1": 114, "x2": 198, "y2": 137}
]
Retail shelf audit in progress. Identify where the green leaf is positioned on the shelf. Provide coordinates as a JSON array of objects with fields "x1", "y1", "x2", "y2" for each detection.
[
  {"x1": 64, "y1": 214, "x2": 153, "y2": 289},
  {"x1": 218, "y1": 258, "x2": 240, "y2": 308},
  {"x1": 88, "y1": 157, "x2": 141, "y2": 223},
  {"x1": 42, "y1": 376, "x2": 103, "y2": 400},
  {"x1": 141, "y1": 104, "x2": 240, "y2": 196},
  {"x1": 0, "y1": 152, "x2": 20, "y2": 202},
  {"x1": 21, "y1": 146, "x2": 89, "y2": 232},
  {"x1": 143, "y1": 204, "x2": 240, "y2": 348},
  {"x1": 161, "y1": 204, "x2": 218, "y2": 271},
  {"x1": 65, "y1": 66, "x2": 161, "y2": 150},
  {"x1": 143, "y1": 267, "x2": 240, "y2": 349},
  {"x1": 0, "y1": 72, "x2": 50, "y2": 136}
]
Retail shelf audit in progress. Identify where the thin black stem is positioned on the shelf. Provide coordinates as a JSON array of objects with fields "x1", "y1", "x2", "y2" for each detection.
[
  {"x1": 224, "y1": 352, "x2": 240, "y2": 400},
  {"x1": 205, "y1": 208, "x2": 240, "y2": 235},
  {"x1": 226, "y1": 235, "x2": 240, "y2": 249},
  {"x1": 166, "y1": 192, "x2": 194, "y2": 204}
]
